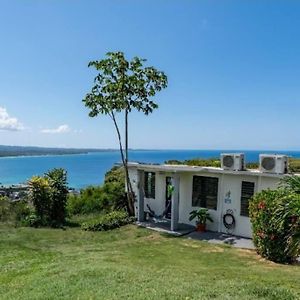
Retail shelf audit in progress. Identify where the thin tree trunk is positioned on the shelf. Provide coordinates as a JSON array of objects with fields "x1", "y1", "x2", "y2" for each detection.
[
  {"x1": 125, "y1": 109, "x2": 128, "y2": 165},
  {"x1": 110, "y1": 112, "x2": 125, "y2": 165},
  {"x1": 110, "y1": 112, "x2": 134, "y2": 215},
  {"x1": 124, "y1": 109, "x2": 135, "y2": 215}
]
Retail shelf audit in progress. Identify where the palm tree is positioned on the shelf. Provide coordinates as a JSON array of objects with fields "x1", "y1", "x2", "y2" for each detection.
[{"x1": 280, "y1": 176, "x2": 300, "y2": 194}]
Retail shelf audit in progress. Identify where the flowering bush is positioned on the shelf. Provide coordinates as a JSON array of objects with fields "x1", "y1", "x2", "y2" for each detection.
[{"x1": 249, "y1": 189, "x2": 300, "y2": 263}]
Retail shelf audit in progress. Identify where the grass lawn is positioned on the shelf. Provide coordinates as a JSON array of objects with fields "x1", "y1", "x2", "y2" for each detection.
[{"x1": 0, "y1": 224, "x2": 299, "y2": 300}]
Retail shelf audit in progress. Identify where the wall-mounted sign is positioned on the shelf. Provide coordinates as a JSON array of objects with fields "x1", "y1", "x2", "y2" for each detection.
[{"x1": 224, "y1": 191, "x2": 231, "y2": 204}]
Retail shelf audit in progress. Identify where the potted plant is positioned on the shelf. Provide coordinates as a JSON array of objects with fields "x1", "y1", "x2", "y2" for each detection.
[{"x1": 189, "y1": 208, "x2": 213, "y2": 232}]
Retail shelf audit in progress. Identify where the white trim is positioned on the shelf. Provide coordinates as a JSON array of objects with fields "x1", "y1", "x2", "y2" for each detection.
[{"x1": 128, "y1": 162, "x2": 294, "y2": 179}]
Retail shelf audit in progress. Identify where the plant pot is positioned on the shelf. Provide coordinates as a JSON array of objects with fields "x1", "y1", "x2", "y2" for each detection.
[{"x1": 196, "y1": 223, "x2": 206, "y2": 232}]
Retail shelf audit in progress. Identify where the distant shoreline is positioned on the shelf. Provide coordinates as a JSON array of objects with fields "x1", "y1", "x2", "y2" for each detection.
[
  {"x1": 0, "y1": 145, "x2": 119, "y2": 158},
  {"x1": 0, "y1": 146, "x2": 300, "y2": 159},
  {"x1": 0, "y1": 151, "x2": 118, "y2": 159}
]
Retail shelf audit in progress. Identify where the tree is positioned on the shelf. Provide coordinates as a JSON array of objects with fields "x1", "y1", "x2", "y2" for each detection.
[
  {"x1": 83, "y1": 52, "x2": 168, "y2": 215},
  {"x1": 46, "y1": 168, "x2": 68, "y2": 225},
  {"x1": 28, "y1": 168, "x2": 68, "y2": 226},
  {"x1": 28, "y1": 176, "x2": 51, "y2": 224}
]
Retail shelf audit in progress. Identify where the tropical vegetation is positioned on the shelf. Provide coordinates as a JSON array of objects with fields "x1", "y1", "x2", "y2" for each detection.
[
  {"x1": 81, "y1": 210, "x2": 134, "y2": 231},
  {"x1": 67, "y1": 166, "x2": 126, "y2": 215},
  {"x1": 166, "y1": 157, "x2": 300, "y2": 172},
  {"x1": 189, "y1": 208, "x2": 213, "y2": 225},
  {"x1": 0, "y1": 196, "x2": 30, "y2": 224},
  {"x1": 0, "y1": 165, "x2": 128, "y2": 230},
  {"x1": 28, "y1": 168, "x2": 68, "y2": 227},
  {"x1": 249, "y1": 176, "x2": 300, "y2": 263}
]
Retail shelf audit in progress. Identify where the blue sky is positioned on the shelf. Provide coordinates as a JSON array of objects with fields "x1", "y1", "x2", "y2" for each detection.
[{"x1": 0, "y1": 0, "x2": 300, "y2": 150}]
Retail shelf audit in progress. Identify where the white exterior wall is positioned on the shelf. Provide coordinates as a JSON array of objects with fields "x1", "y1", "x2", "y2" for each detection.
[
  {"x1": 258, "y1": 176, "x2": 280, "y2": 191},
  {"x1": 129, "y1": 166, "x2": 282, "y2": 238},
  {"x1": 219, "y1": 174, "x2": 257, "y2": 237},
  {"x1": 178, "y1": 173, "x2": 281, "y2": 238},
  {"x1": 128, "y1": 169, "x2": 168, "y2": 217}
]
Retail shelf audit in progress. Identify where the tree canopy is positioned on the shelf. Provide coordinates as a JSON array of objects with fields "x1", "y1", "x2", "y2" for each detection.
[{"x1": 83, "y1": 51, "x2": 167, "y2": 117}]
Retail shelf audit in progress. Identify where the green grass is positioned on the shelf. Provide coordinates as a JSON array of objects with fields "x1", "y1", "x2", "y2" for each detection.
[{"x1": 0, "y1": 223, "x2": 299, "y2": 300}]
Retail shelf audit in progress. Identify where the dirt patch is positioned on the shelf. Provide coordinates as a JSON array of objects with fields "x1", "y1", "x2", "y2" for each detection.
[
  {"x1": 181, "y1": 241, "x2": 225, "y2": 253},
  {"x1": 201, "y1": 246, "x2": 225, "y2": 253},
  {"x1": 142, "y1": 233, "x2": 163, "y2": 242},
  {"x1": 236, "y1": 248, "x2": 284, "y2": 268}
]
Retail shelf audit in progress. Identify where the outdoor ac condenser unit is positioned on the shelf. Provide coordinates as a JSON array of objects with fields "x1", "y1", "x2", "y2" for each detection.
[
  {"x1": 221, "y1": 153, "x2": 245, "y2": 171},
  {"x1": 259, "y1": 154, "x2": 288, "y2": 174}
]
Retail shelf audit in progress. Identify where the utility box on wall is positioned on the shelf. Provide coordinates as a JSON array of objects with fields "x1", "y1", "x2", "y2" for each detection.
[
  {"x1": 221, "y1": 153, "x2": 245, "y2": 171},
  {"x1": 259, "y1": 154, "x2": 288, "y2": 174}
]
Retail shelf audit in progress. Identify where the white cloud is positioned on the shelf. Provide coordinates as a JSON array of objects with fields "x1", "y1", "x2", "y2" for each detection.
[
  {"x1": 41, "y1": 124, "x2": 71, "y2": 134},
  {"x1": 0, "y1": 107, "x2": 24, "y2": 131}
]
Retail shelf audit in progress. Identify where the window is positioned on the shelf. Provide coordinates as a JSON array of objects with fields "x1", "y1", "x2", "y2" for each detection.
[
  {"x1": 240, "y1": 181, "x2": 255, "y2": 217},
  {"x1": 192, "y1": 176, "x2": 218, "y2": 210},
  {"x1": 144, "y1": 172, "x2": 155, "y2": 198}
]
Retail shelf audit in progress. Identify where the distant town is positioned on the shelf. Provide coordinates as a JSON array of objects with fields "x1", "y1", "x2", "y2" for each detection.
[{"x1": 0, "y1": 184, "x2": 29, "y2": 200}]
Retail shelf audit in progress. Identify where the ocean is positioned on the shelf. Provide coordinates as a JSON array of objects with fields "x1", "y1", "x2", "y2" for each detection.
[{"x1": 1, "y1": 150, "x2": 300, "y2": 189}]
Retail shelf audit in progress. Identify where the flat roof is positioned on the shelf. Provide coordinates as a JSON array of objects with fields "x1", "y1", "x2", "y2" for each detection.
[{"x1": 127, "y1": 162, "x2": 294, "y2": 178}]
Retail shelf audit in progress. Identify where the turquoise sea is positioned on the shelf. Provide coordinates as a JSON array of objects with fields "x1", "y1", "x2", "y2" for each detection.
[{"x1": 1, "y1": 150, "x2": 300, "y2": 189}]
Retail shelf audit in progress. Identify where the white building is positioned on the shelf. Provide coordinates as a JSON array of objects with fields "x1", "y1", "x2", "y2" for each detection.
[{"x1": 128, "y1": 154, "x2": 291, "y2": 238}]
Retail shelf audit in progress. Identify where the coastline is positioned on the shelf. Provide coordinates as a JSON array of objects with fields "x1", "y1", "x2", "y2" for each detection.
[{"x1": 0, "y1": 150, "x2": 120, "y2": 159}]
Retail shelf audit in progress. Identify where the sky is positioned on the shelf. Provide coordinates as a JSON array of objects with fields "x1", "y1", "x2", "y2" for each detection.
[{"x1": 0, "y1": 0, "x2": 300, "y2": 150}]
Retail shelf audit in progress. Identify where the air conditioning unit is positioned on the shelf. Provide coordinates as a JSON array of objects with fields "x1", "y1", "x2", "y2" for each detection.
[
  {"x1": 259, "y1": 154, "x2": 288, "y2": 174},
  {"x1": 221, "y1": 153, "x2": 245, "y2": 171}
]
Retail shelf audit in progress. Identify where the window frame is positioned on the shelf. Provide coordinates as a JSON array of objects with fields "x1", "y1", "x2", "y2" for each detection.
[
  {"x1": 192, "y1": 175, "x2": 219, "y2": 210},
  {"x1": 240, "y1": 181, "x2": 255, "y2": 217}
]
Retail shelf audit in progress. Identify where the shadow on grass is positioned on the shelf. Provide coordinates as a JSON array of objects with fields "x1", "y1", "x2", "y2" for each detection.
[{"x1": 64, "y1": 220, "x2": 81, "y2": 228}]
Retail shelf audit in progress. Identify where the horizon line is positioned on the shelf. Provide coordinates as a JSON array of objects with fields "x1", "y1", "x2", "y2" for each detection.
[{"x1": 0, "y1": 144, "x2": 300, "y2": 152}]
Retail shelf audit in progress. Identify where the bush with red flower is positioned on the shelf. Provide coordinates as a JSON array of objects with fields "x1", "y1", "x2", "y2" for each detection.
[{"x1": 249, "y1": 183, "x2": 300, "y2": 264}]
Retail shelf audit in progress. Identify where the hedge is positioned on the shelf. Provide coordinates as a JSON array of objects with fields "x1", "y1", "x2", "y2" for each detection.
[{"x1": 81, "y1": 211, "x2": 135, "y2": 231}]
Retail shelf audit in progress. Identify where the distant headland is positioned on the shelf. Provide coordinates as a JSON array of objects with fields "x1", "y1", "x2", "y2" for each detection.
[{"x1": 0, "y1": 145, "x2": 118, "y2": 158}]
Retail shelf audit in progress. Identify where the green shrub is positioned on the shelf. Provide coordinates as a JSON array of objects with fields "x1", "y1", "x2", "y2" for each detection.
[
  {"x1": 28, "y1": 168, "x2": 68, "y2": 227},
  {"x1": 165, "y1": 158, "x2": 259, "y2": 169},
  {"x1": 67, "y1": 166, "x2": 127, "y2": 216},
  {"x1": 103, "y1": 166, "x2": 127, "y2": 210},
  {"x1": 246, "y1": 162, "x2": 259, "y2": 169},
  {"x1": 165, "y1": 157, "x2": 300, "y2": 173},
  {"x1": 165, "y1": 158, "x2": 221, "y2": 167},
  {"x1": 0, "y1": 196, "x2": 32, "y2": 224},
  {"x1": 67, "y1": 186, "x2": 106, "y2": 215},
  {"x1": 81, "y1": 210, "x2": 134, "y2": 231},
  {"x1": 46, "y1": 168, "x2": 68, "y2": 225},
  {"x1": 28, "y1": 176, "x2": 51, "y2": 224},
  {"x1": 280, "y1": 175, "x2": 300, "y2": 194},
  {"x1": 0, "y1": 196, "x2": 11, "y2": 221},
  {"x1": 289, "y1": 158, "x2": 300, "y2": 173},
  {"x1": 249, "y1": 189, "x2": 300, "y2": 263},
  {"x1": 11, "y1": 200, "x2": 32, "y2": 223}
]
